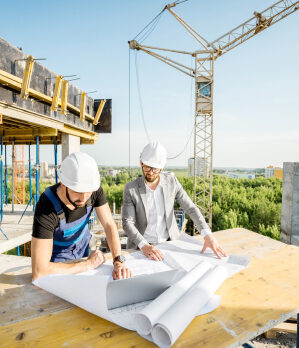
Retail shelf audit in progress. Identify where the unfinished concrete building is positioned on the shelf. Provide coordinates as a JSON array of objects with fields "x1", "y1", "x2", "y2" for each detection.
[{"x1": 0, "y1": 36, "x2": 111, "y2": 250}]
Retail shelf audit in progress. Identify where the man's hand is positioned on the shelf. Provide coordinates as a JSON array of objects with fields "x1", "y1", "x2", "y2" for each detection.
[
  {"x1": 201, "y1": 234, "x2": 227, "y2": 259},
  {"x1": 86, "y1": 250, "x2": 105, "y2": 270},
  {"x1": 141, "y1": 244, "x2": 164, "y2": 261},
  {"x1": 112, "y1": 262, "x2": 132, "y2": 280}
]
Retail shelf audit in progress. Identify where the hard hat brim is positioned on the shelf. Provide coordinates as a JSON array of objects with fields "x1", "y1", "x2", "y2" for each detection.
[
  {"x1": 57, "y1": 169, "x2": 100, "y2": 193},
  {"x1": 141, "y1": 159, "x2": 164, "y2": 170}
]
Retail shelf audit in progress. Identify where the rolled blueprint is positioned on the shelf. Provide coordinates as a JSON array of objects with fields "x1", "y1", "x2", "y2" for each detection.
[
  {"x1": 151, "y1": 265, "x2": 228, "y2": 348},
  {"x1": 135, "y1": 261, "x2": 213, "y2": 335}
]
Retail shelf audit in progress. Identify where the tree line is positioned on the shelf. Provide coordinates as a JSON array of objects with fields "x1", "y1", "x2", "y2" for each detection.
[
  {"x1": 5, "y1": 169, "x2": 282, "y2": 240},
  {"x1": 101, "y1": 171, "x2": 282, "y2": 240}
]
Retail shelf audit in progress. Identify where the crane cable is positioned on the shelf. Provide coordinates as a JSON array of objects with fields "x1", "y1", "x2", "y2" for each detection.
[
  {"x1": 130, "y1": 6, "x2": 167, "y2": 146},
  {"x1": 133, "y1": 8, "x2": 165, "y2": 42},
  {"x1": 128, "y1": 47, "x2": 131, "y2": 177},
  {"x1": 134, "y1": 48, "x2": 194, "y2": 159},
  {"x1": 167, "y1": 127, "x2": 194, "y2": 160},
  {"x1": 168, "y1": 55, "x2": 194, "y2": 161},
  {"x1": 133, "y1": 0, "x2": 189, "y2": 43},
  {"x1": 131, "y1": 0, "x2": 191, "y2": 160},
  {"x1": 138, "y1": 14, "x2": 164, "y2": 43},
  {"x1": 134, "y1": 51, "x2": 151, "y2": 143}
]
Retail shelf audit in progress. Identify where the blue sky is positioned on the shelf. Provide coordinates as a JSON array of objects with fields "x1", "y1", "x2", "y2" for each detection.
[{"x1": 1, "y1": 0, "x2": 298, "y2": 168}]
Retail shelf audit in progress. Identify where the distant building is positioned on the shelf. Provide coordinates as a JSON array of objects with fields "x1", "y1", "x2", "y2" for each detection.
[
  {"x1": 274, "y1": 168, "x2": 283, "y2": 179},
  {"x1": 188, "y1": 157, "x2": 209, "y2": 178},
  {"x1": 265, "y1": 166, "x2": 283, "y2": 179},
  {"x1": 108, "y1": 169, "x2": 120, "y2": 177},
  {"x1": 40, "y1": 162, "x2": 56, "y2": 178},
  {"x1": 47, "y1": 165, "x2": 56, "y2": 177},
  {"x1": 227, "y1": 172, "x2": 255, "y2": 179},
  {"x1": 41, "y1": 161, "x2": 48, "y2": 177},
  {"x1": 265, "y1": 166, "x2": 274, "y2": 178}
]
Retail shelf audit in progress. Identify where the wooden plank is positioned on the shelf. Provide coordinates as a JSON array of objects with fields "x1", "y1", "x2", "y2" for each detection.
[
  {"x1": 62, "y1": 124, "x2": 98, "y2": 141},
  {"x1": 67, "y1": 102, "x2": 94, "y2": 121},
  {"x1": 0, "y1": 232, "x2": 32, "y2": 253},
  {"x1": 0, "y1": 69, "x2": 52, "y2": 104},
  {"x1": 0, "y1": 69, "x2": 95, "y2": 121},
  {"x1": 51, "y1": 75, "x2": 62, "y2": 111},
  {"x1": 2, "y1": 140, "x2": 61, "y2": 145},
  {"x1": 27, "y1": 87, "x2": 52, "y2": 104},
  {"x1": 61, "y1": 80, "x2": 69, "y2": 115},
  {"x1": 93, "y1": 99, "x2": 106, "y2": 125},
  {"x1": 20, "y1": 56, "x2": 34, "y2": 99},
  {"x1": 0, "y1": 251, "x2": 131, "y2": 328},
  {"x1": 0, "y1": 128, "x2": 58, "y2": 136},
  {"x1": 2, "y1": 116, "x2": 40, "y2": 127},
  {"x1": 0, "y1": 70, "x2": 22, "y2": 91},
  {"x1": 0, "y1": 258, "x2": 74, "y2": 328},
  {"x1": 264, "y1": 321, "x2": 297, "y2": 338},
  {"x1": 80, "y1": 92, "x2": 86, "y2": 122},
  {"x1": 81, "y1": 139, "x2": 95, "y2": 144},
  {"x1": 264, "y1": 330, "x2": 277, "y2": 339},
  {"x1": 210, "y1": 228, "x2": 284, "y2": 257},
  {"x1": 0, "y1": 103, "x2": 97, "y2": 142},
  {"x1": 1, "y1": 137, "x2": 57, "y2": 142},
  {"x1": 0, "y1": 104, "x2": 64, "y2": 130},
  {"x1": 270, "y1": 322, "x2": 297, "y2": 334},
  {"x1": 0, "y1": 229, "x2": 298, "y2": 347},
  {"x1": 0, "y1": 307, "x2": 153, "y2": 348}
]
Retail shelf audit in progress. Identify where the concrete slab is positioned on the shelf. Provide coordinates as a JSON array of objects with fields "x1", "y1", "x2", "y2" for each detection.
[
  {"x1": 0, "y1": 204, "x2": 123, "y2": 252},
  {"x1": 0, "y1": 204, "x2": 33, "y2": 241}
]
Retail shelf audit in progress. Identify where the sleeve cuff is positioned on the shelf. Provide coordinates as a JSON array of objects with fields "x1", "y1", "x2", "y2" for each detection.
[
  {"x1": 201, "y1": 228, "x2": 212, "y2": 238},
  {"x1": 138, "y1": 240, "x2": 149, "y2": 250}
]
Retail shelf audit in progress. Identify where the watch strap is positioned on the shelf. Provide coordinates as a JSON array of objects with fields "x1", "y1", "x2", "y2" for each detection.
[{"x1": 113, "y1": 255, "x2": 125, "y2": 264}]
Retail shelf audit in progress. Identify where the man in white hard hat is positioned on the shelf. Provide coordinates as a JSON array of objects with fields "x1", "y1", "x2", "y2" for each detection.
[
  {"x1": 122, "y1": 141, "x2": 226, "y2": 261},
  {"x1": 31, "y1": 152, "x2": 131, "y2": 280}
]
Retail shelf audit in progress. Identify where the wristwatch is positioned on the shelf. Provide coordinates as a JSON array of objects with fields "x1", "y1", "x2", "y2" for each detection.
[{"x1": 113, "y1": 255, "x2": 126, "y2": 264}]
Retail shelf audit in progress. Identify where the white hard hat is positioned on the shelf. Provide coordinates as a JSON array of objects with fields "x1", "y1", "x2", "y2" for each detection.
[
  {"x1": 140, "y1": 141, "x2": 167, "y2": 169},
  {"x1": 58, "y1": 152, "x2": 100, "y2": 192}
]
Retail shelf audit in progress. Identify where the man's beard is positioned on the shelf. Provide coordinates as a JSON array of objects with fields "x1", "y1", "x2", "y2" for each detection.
[
  {"x1": 73, "y1": 201, "x2": 85, "y2": 208},
  {"x1": 144, "y1": 173, "x2": 158, "y2": 183},
  {"x1": 66, "y1": 188, "x2": 85, "y2": 209}
]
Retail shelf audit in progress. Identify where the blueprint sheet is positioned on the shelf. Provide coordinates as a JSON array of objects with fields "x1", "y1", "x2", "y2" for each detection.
[{"x1": 33, "y1": 233, "x2": 250, "y2": 347}]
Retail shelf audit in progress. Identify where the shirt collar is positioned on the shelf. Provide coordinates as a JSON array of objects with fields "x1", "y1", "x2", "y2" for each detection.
[{"x1": 144, "y1": 179, "x2": 161, "y2": 192}]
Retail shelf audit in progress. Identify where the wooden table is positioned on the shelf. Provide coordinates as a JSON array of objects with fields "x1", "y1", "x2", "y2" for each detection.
[{"x1": 0, "y1": 228, "x2": 298, "y2": 347}]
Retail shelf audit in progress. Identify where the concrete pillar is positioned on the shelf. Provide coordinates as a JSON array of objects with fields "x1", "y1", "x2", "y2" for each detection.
[
  {"x1": 281, "y1": 162, "x2": 299, "y2": 246},
  {"x1": 61, "y1": 134, "x2": 80, "y2": 161}
]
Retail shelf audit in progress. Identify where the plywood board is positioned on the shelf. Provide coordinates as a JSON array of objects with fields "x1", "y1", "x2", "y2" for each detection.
[{"x1": 0, "y1": 229, "x2": 298, "y2": 348}]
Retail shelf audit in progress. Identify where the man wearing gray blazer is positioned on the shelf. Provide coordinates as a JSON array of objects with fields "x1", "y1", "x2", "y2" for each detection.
[{"x1": 122, "y1": 141, "x2": 226, "y2": 261}]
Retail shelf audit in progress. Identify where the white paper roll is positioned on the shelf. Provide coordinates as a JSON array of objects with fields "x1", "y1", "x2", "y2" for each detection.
[
  {"x1": 151, "y1": 265, "x2": 228, "y2": 347},
  {"x1": 135, "y1": 261, "x2": 213, "y2": 335}
]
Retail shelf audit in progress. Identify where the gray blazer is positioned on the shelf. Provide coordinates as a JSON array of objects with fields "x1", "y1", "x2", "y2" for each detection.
[{"x1": 122, "y1": 172, "x2": 210, "y2": 249}]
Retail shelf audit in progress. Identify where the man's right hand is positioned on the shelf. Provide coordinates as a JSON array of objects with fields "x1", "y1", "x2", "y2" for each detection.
[
  {"x1": 86, "y1": 250, "x2": 105, "y2": 270},
  {"x1": 141, "y1": 244, "x2": 163, "y2": 261}
]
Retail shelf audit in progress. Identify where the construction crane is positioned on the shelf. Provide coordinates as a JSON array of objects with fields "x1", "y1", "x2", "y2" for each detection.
[
  {"x1": 129, "y1": 0, "x2": 299, "y2": 227},
  {"x1": 13, "y1": 145, "x2": 25, "y2": 205}
]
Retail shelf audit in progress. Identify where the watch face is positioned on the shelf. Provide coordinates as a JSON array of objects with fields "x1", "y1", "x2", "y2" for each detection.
[{"x1": 119, "y1": 255, "x2": 126, "y2": 263}]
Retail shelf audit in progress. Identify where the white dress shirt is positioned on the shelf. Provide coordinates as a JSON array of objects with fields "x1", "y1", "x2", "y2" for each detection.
[
  {"x1": 138, "y1": 179, "x2": 212, "y2": 249},
  {"x1": 138, "y1": 182, "x2": 169, "y2": 249}
]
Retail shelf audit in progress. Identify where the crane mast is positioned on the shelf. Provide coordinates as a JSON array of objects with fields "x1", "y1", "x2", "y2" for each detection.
[{"x1": 129, "y1": 0, "x2": 299, "y2": 228}]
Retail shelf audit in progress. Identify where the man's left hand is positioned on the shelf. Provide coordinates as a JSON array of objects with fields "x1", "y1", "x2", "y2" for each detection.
[
  {"x1": 112, "y1": 261, "x2": 132, "y2": 280},
  {"x1": 201, "y1": 234, "x2": 227, "y2": 259}
]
